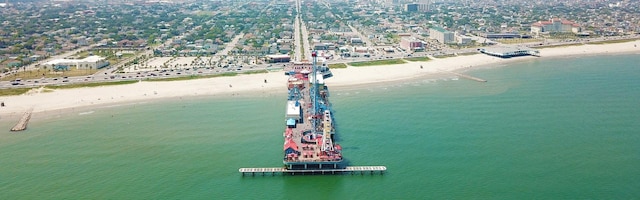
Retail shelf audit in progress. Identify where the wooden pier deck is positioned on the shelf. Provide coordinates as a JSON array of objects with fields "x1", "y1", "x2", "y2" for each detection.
[
  {"x1": 440, "y1": 70, "x2": 487, "y2": 82},
  {"x1": 239, "y1": 166, "x2": 386, "y2": 176},
  {"x1": 10, "y1": 109, "x2": 33, "y2": 132}
]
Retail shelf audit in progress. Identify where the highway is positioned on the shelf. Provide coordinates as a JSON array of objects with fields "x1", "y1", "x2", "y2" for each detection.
[
  {"x1": 293, "y1": 0, "x2": 303, "y2": 62},
  {"x1": 1, "y1": 64, "x2": 274, "y2": 88},
  {"x1": 300, "y1": 18, "x2": 312, "y2": 60}
]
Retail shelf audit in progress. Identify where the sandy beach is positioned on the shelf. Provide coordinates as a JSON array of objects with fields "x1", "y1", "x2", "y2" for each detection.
[{"x1": 1, "y1": 40, "x2": 639, "y2": 116}]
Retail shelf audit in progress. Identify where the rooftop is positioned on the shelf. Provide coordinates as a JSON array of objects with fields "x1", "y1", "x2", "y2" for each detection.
[
  {"x1": 482, "y1": 46, "x2": 537, "y2": 54},
  {"x1": 430, "y1": 26, "x2": 450, "y2": 33},
  {"x1": 266, "y1": 54, "x2": 291, "y2": 59},
  {"x1": 44, "y1": 55, "x2": 106, "y2": 65}
]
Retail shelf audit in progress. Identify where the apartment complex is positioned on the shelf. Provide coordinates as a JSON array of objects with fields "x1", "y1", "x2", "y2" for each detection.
[
  {"x1": 400, "y1": 37, "x2": 424, "y2": 51},
  {"x1": 429, "y1": 27, "x2": 454, "y2": 44}
]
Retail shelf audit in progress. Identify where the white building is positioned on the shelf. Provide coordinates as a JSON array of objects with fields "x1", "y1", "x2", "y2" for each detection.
[
  {"x1": 429, "y1": 27, "x2": 454, "y2": 44},
  {"x1": 43, "y1": 56, "x2": 109, "y2": 70},
  {"x1": 455, "y1": 34, "x2": 472, "y2": 44},
  {"x1": 350, "y1": 37, "x2": 363, "y2": 44},
  {"x1": 531, "y1": 18, "x2": 581, "y2": 35}
]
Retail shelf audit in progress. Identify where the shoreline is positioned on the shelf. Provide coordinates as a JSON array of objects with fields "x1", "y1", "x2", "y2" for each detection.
[{"x1": 1, "y1": 40, "x2": 638, "y2": 118}]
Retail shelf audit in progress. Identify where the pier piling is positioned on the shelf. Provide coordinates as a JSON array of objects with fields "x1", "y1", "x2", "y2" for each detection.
[{"x1": 239, "y1": 166, "x2": 386, "y2": 176}]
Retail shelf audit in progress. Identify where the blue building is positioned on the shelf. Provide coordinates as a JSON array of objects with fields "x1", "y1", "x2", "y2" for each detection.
[{"x1": 405, "y1": 4, "x2": 418, "y2": 12}]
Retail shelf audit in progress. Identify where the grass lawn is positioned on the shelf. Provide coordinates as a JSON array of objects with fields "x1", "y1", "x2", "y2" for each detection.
[
  {"x1": 75, "y1": 51, "x2": 90, "y2": 59},
  {"x1": 348, "y1": 59, "x2": 406, "y2": 67},
  {"x1": 433, "y1": 54, "x2": 457, "y2": 58},
  {"x1": 0, "y1": 88, "x2": 33, "y2": 96},
  {"x1": 145, "y1": 70, "x2": 268, "y2": 82},
  {"x1": 328, "y1": 63, "x2": 348, "y2": 69},
  {"x1": 44, "y1": 80, "x2": 139, "y2": 89},
  {"x1": 144, "y1": 72, "x2": 239, "y2": 82},
  {"x1": 532, "y1": 43, "x2": 584, "y2": 49},
  {"x1": 0, "y1": 80, "x2": 141, "y2": 96},
  {"x1": 404, "y1": 57, "x2": 431, "y2": 62},
  {"x1": 496, "y1": 38, "x2": 544, "y2": 44},
  {"x1": 457, "y1": 52, "x2": 480, "y2": 56},
  {"x1": 241, "y1": 69, "x2": 269, "y2": 75},
  {"x1": 587, "y1": 38, "x2": 639, "y2": 45},
  {"x1": 1, "y1": 68, "x2": 98, "y2": 81}
]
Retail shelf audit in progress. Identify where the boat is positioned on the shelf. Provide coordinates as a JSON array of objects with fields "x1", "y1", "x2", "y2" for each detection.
[{"x1": 282, "y1": 51, "x2": 343, "y2": 170}]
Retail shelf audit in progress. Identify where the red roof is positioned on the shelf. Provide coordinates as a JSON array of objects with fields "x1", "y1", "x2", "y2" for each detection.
[
  {"x1": 285, "y1": 128, "x2": 293, "y2": 136},
  {"x1": 284, "y1": 138, "x2": 298, "y2": 151}
]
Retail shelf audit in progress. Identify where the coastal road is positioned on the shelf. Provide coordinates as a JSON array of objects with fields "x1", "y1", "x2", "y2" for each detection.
[
  {"x1": 292, "y1": 0, "x2": 312, "y2": 61},
  {"x1": 217, "y1": 33, "x2": 245, "y2": 58},
  {"x1": 348, "y1": 24, "x2": 373, "y2": 48},
  {"x1": 293, "y1": 0, "x2": 303, "y2": 62},
  {"x1": 300, "y1": 17, "x2": 312, "y2": 61}
]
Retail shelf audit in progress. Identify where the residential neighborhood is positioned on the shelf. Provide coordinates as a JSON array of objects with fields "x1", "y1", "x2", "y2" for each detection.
[{"x1": 0, "y1": 0, "x2": 639, "y2": 85}]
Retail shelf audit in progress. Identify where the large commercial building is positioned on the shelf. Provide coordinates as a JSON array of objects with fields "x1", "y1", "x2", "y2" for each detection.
[
  {"x1": 404, "y1": 2, "x2": 429, "y2": 12},
  {"x1": 404, "y1": 4, "x2": 418, "y2": 12},
  {"x1": 43, "y1": 56, "x2": 109, "y2": 70},
  {"x1": 429, "y1": 27, "x2": 454, "y2": 44},
  {"x1": 400, "y1": 37, "x2": 424, "y2": 51},
  {"x1": 531, "y1": 18, "x2": 581, "y2": 35},
  {"x1": 455, "y1": 34, "x2": 472, "y2": 44}
]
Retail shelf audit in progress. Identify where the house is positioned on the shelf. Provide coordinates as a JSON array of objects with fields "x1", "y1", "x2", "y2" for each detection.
[
  {"x1": 279, "y1": 45, "x2": 292, "y2": 54},
  {"x1": 350, "y1": 37, "x2": 363, "y2": 44}
]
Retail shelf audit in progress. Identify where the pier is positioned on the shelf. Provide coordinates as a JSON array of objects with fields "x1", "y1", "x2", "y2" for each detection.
[
  {"x1": 478, "y1": 46, "x2": 540, "y2": 58},
  {"x1": 241, "y1": 51, "x2": 384, "y2": 176},
  {"x1": 239, "y1": 166, "x2": 387, "y2": 176},
  {"x1": 440, "y1": 70, "x2": 487, "y2": 82},
  {"x1": 11, "y1": 108, "x2": 33, "y2": 132}
]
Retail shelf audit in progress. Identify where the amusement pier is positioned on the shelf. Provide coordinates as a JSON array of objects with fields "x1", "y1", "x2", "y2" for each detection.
[{"x1": 239, "y1": 51, "x2": 385, "y2": 176}]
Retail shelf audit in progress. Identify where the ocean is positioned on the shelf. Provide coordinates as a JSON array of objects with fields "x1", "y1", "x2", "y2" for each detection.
[{"x1": 1, "y1": 54, "x2": 639, "y2": 199}]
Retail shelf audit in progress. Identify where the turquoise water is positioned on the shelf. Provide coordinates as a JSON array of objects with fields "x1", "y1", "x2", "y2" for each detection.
[{"x1": 1, "y1": 54, "x2": 640, "y2": 199}]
